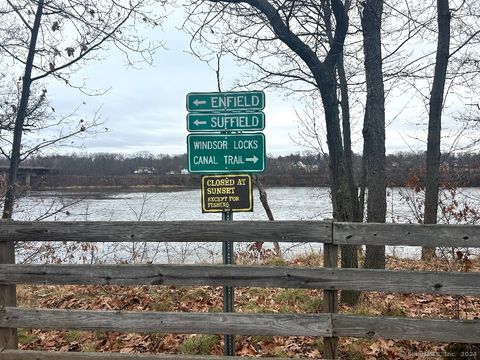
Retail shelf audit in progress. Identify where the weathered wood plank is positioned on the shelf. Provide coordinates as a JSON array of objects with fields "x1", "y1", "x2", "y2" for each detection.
[
  {"x1": 0, "y1": 350, "x2": 289, "y2": 360},
  {"x1": 0, "y1": 221, "x2": 332, "y2": 244},
  {"x1": 0, "y1": 220, "x2": 17, "y2": 349},
  {"x1": 0, "y1": 264, "x2": 478, "y2": 296},
  {"x1": 334, "y1": 222, "x2": 480, "y2": 247},
  {"x1": 5, "y1": 221, "x2": 480, "y2": 247},
  {"x1": 0, "y1": 307, "x2": 332, "y2": 337},
  {"x1": 314, "y1": 267, "x2": 480, "y2": 295},
  {"x1": 323, "y1": 243, "x2": 338, "y2": 359},
  {"x1": 333, "y1": 314, "x2": 480, "y2": 343}
]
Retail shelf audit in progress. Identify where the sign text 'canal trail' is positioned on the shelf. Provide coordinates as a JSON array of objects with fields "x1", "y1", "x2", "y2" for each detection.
[{"x1": 187, "y1": 133, "x2": 265, "y2": 173}]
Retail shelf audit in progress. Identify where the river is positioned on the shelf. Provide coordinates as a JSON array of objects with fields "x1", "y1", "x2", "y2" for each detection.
[{"x1": 14, "y1": 187, "x2": 480, "y2": 263}]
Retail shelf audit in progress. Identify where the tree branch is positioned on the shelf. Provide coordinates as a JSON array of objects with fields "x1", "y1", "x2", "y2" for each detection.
[{"x1": 6, "y1": 0, "x2": 33, "y2": 32}]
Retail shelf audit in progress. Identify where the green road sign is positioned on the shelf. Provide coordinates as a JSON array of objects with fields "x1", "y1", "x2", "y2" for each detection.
[
  {"x1": 187, "y1": 133, "x2": 266, "y2": 173},
  {"x1": 187, "y1": 112, "x2": 265, "y2": 132},
  {"x1": 186, "y1": 91, "x2": 265, "y2": 112}
]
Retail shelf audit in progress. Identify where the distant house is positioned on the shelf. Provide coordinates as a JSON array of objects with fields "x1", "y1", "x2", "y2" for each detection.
[
  {"x1": 133, "y1": 167, "x2": 155, "y2": 174},
  {"x1": 166, "y1": 169, "x2": 189, "y2": 175},
  {"x1": 291, "y1": 161, "x2": 318, "y2": 173},
  {"x1": 292, "y1": 161, "x2": 307, "y2": 169}
]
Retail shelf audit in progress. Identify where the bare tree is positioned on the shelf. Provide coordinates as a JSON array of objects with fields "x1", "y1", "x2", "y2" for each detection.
[
  {"x1": 1, "y1": 0, "x2": 165, "y2": 219},
  {"x1": 0, "y1": 78, "x2": 102, "y2": 163},
  {"x1": 185, "y1": 0, "x2": 361, "y2": 305},
  {"x1": 0, "y1": 0, "x2": 166, "y2": 348}
]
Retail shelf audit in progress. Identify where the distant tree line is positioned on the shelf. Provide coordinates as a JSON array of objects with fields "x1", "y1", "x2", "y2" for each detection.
[{"x1": 2, "y1": 151, "x2": 479, "y2": 189}]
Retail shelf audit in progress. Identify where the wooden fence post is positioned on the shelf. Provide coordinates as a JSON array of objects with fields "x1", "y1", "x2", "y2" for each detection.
[
  {"x1": 0, "y1": 220, "x2": 17, "y2": 349},
  {"x1": 323, "y1": 224, "x2": 338, "y2": 359}
]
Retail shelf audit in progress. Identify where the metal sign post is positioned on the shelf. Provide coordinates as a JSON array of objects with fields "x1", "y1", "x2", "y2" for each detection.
[
  {"x1": 222, "y1": 211, "x2": 235, "y2": 356},
  {"x1": 185, "y1": 90, "x2": 267, "y2": 357}
]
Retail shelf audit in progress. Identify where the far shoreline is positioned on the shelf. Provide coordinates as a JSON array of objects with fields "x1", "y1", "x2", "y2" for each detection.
[{"x1": 33, "y1": 184, "x2": 195, "y2": 193}]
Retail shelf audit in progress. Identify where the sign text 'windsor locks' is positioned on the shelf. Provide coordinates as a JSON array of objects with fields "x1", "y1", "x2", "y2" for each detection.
[{"x1": 187, "y1": 133, "x2": 265, "y2": 173}]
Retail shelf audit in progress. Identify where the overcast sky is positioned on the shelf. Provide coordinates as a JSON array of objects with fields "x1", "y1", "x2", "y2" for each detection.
[{"x1": 42, "y1": 6, "x2": 461, "y2": 158}]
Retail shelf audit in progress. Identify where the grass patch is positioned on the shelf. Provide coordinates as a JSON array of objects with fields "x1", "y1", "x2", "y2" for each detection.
[
  {"x1": 350, "y1": 302, "x2": 375, "y2": 316},
  {"x1": 273, "y1": 288, "x2": 315, "y2": 313},
  {"x1": 178, "y1": 334, "x2": 220, "y2": 355},
  {"x1": 82, "y1": 342, "x2": 98, "y2": 352},
  {"x1": 272, "y1": 348, "x2": 289, "y2": 358},
  {"x1": 241, "y1": 302, "x2": 275, "y2": 313},
  {"x1": 150, "y1": 298, "x2": 174, "y2": 312},
  {"x1": 63, "y1": 330, "x2": 84, "y2": 343},
  {"x1": 312, "y1": 338, "x2": 324, "y2": 352},
  {"x1": 344, "y1": 339, "x2": 374, "y2": 360},
  {"x1": 181, "y1": 287, "x2": 209, "y2": 302},
  {"x1": 346, "y1": 349, "x2": 366, "y2": 360},
  {"x1": 245, "y1": 287, "x2": 270, "y2": 297},
  {"x1": 208, "y1": 306, "x2": 223, "y2": 313},
  {"x1": 250, "y1": 335, "x2": 274, "y2": 343},
  {"x1": 302, "y1": 297, "x2": 323, "y2": 313},
  {"x1": 18, "y1": 329, "x2": 39, "y2": 345},
  {"x1": 381, "y1": 304, "x2": 407, "y2": 317},
  {"x1": 274, "y1": 288, "x2": 310, "y2": 305}
]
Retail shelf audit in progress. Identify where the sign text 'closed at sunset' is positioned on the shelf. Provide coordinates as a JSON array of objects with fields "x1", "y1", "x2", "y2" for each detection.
[{"x1": 201, "y1": 174, "x2": 253, "y2": 213}]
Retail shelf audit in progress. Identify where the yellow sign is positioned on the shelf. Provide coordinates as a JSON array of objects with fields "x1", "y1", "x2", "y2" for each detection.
[{"x1": 201, "y1": 174, "x2": 253, "y2": 213}]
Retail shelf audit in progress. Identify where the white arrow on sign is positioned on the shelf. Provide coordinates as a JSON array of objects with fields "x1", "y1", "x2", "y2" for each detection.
[
  {"x1": 193, "y1": 99, "x2": 207, "y2": 106},
  {"x1": 245, "y1": 155, "x2": 259, "y2": 164},
  {"x1": 193, "y1": 119, "x2": 207, "y2": 126}
]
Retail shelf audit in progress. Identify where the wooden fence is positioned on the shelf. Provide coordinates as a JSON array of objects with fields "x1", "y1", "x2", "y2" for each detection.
[{"x1": 0, "y1": 221, "x2": 479, "y2": 360}]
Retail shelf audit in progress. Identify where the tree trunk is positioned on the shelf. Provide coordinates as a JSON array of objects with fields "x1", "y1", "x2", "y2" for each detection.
[
  {"x1": 253, "y1": 175, "x2": 281, "y2": 257},
  {"x1": 423, "y1": 0, "x2": 451, "y2": 260},
  {"x1": 3, "y1": 0, "x2": 44, "y2": 219},
  {"x1": 338, "y1": 53, "x2": 360, "y2": 222},
  {"x1": 337, "y1": 52, "x2": 362, "y2": 305},
  {"x1": 317, "y1": 68, "x2": 360, "y2": 305},
  {"x1": 0, "y1": 0, "x2": 44, "y2": 349},
  {"x1": 361, "y1": 0, "x2": 387, "y2": 269}
]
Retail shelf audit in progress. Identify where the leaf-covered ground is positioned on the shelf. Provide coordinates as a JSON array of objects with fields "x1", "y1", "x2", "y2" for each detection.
[{"x1": 15, "y1": 254, "x2": 480, "y2": 359}]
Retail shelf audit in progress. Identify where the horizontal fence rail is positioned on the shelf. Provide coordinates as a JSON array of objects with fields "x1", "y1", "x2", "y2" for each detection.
[
  {"x1": 0, "y1": 308, "x2": 478, "y2": 344},
  {"x1": 333, "y1": 314, "x2": 480, "y2": 343},
  {"x1": 2, "y1": 221, "x2": 480, "y2": 247},
  {"x1": 0, "y1": 264, "x2": 479, "y2": 296},
  {"x1": 0, "y1": 307, "x2": 332, "y2": 337},
  {"x1": 334, "y1": 222, "x2": 480, "y2": 247},
  {"x1": 0, "y1": 221, "x2": 332, "y2": 244}
]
